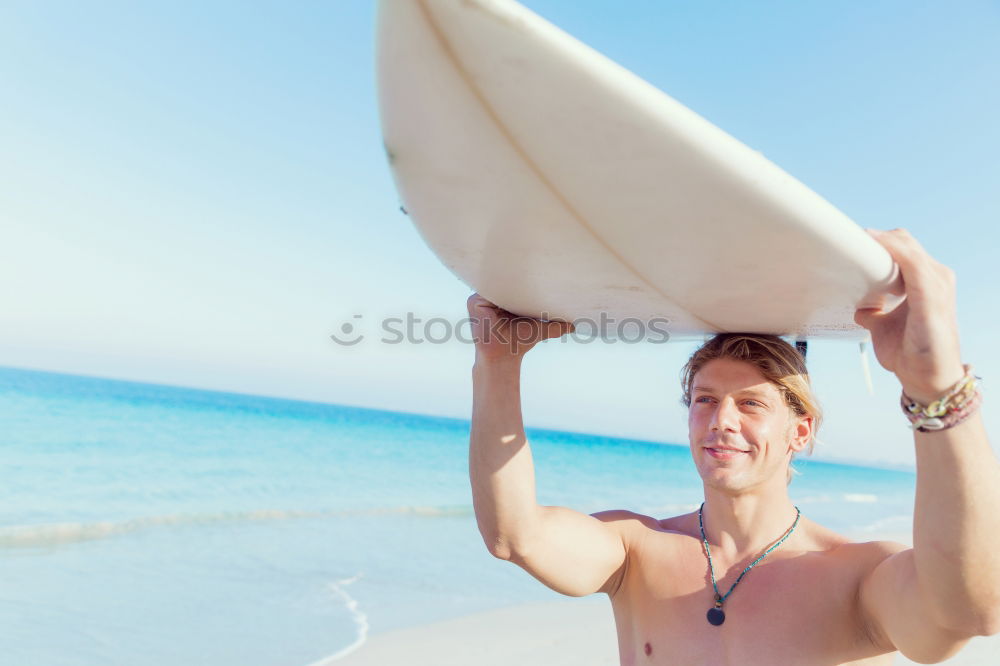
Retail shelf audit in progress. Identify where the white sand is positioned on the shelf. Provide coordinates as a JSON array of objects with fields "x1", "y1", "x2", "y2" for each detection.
[
  {"x1": 330, "y1": 598, "x2": 619, "y2": 666},
  {"x1": 331, "y1": 597, "x2": 998, "y2": 665}
]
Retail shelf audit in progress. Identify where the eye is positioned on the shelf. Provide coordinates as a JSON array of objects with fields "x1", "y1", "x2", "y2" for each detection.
[
  {"x1": 694, "y1": 395, "x2": 714, "y2": 403},
  {"x1": 742, "y1": 399, "x2": 771, "y2": 409}
]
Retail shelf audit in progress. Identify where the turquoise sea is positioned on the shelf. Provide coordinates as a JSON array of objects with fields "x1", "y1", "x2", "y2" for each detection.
[{"x1": 0, "y1": 366, "x2": 917, "y2": 665}]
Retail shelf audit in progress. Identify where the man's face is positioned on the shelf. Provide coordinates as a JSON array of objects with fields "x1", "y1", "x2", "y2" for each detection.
[{"x1": 687, "y1": 358, "x2": 809, "y2": 492}]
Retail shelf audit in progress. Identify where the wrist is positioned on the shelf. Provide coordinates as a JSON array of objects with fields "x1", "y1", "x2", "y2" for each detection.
[
  {"x1": 900, "y1": 366, "x2": 967, "y2": 405},
  {"x1": 473, "y1": 351, "x2": 524, "y2": 375}
]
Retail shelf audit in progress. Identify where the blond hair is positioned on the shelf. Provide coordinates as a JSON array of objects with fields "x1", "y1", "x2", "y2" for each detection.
[{"x1": 680, "y1": 334, "x2": 822, "y2": 484}]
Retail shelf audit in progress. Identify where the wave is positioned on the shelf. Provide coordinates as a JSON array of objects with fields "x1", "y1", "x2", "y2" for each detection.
[
  {"x1": 636, "y1": 502, "x2": 701, "y2": 516},
  {"x1": 853, "y1": 514, "x2": 913, "y2": 534},
  {"x1": 304, "y1": 573, "x2": 369, "y2": 665},
  {"x1": 791, "y1": 493, "x2": 879, "y2": 504},
  {"x1": 636, "y1": 493, "x2": 879, "y2": 517},
  {"x1": 1, "y1": 493, "x2": 884, "y2": 551},
  {"x1": 0, "y1": 504, "x2": 475, "y2": 550}
]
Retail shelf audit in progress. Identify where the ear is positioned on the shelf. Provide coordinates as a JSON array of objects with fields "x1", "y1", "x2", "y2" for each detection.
[{"x1": 788, "y1": 414, "x2": 813, "y2": 454}]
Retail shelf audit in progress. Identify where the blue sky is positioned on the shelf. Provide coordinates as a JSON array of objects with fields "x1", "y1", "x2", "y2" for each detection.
[{"x1": 2, "y1": 1, "x2": 998, "y2": 468}]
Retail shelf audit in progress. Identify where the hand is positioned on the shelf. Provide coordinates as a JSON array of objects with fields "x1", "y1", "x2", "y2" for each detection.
[
  {"x1": 854, "y1": 229, "x2": 964, "y2": 404},
  {"x1": 466, "y1": 293, "x2": 574, "y2": 365}
]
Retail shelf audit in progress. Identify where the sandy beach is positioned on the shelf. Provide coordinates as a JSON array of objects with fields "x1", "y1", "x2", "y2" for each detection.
[{"x1": 332, "y1": 597, "x2": 999, "y2": 665}]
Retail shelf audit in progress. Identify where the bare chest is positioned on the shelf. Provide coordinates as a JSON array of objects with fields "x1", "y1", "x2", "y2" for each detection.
[{"x1": 609, "y1": 532, "x2": 894, "y2": 666}]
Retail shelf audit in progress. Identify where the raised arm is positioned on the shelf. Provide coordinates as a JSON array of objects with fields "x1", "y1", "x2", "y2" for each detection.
[
  {"x1": 856, "y1": 229, "x2": 1000, "y2": 662},
  {"x1": 467, "y1": 294, "x2": 638, "y2": 597}
]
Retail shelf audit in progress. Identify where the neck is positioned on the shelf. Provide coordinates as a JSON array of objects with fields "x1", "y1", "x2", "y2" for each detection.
[{"x1": 700, "y1": 486, "x2": 799, "y2": 563}]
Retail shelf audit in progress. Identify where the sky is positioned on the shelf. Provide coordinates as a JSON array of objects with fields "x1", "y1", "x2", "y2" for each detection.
[{"x1": 2, "y1": 0, "x2": 998, "y2": 468}]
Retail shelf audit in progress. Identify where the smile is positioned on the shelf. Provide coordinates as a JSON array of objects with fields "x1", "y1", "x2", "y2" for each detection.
[{"x1": 705, "y1": 448, "x2": 748, "y2": 459}]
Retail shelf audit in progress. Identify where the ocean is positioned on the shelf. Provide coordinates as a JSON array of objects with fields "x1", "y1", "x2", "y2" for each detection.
[{"x1": 0, "y1": 366, "x2": 917, "y2": 665}]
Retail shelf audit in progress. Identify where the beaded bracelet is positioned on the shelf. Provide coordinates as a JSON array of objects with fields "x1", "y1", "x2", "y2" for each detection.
[{"x1": 900, "y1": 365, "x2": 982, "y2": 432}]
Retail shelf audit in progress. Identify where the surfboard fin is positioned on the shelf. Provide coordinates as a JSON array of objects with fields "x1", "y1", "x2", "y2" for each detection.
[{"x1": 859, "y1": 337, "x2": 874, "y2": 395}]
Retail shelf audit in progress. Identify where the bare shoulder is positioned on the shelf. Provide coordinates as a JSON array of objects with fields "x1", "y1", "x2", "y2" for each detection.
[
  {"x1": 788, "y1": 517, "x2": 910, "y2": 560},
  {"x1": 830, "y1": 535, "x2": 910, "y2": 564},
  {"x1": 656, "y1": 511, "x2": 693, "y2": 533},
  {"x1": 588, "y1": 509, "x2": 671, "y2": 556},
  {"x1": 633, "y1": 508, "x2": 711, "y2": 540},
  {"x1": 590, "y1": 508, "x2": 664, "y2": 536}
]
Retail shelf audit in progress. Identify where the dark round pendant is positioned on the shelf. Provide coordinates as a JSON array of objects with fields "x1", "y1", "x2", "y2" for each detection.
[{"x1": 707, "y1": 607, "x2": 726, "y2": 626}]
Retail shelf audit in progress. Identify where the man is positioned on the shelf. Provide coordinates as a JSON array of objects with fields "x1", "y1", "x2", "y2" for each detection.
[{"x1": 467, "y1": 229, "x2": 998, "y2": 664}]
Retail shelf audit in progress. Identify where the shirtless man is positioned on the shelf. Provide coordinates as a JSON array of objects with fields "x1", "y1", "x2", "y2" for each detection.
[{"x1": 467, "y1": 229, "x2": 999, "y2": 665}]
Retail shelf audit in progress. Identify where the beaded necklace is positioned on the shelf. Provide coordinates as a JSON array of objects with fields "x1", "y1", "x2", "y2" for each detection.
[{"x1": 698, "y1": 502, "x2": 801, "y2": 626}]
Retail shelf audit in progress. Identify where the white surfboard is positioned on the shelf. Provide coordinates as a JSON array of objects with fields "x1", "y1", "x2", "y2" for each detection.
[{"x1": 376, "y1": 0, "x2": 901, "y2": 340}]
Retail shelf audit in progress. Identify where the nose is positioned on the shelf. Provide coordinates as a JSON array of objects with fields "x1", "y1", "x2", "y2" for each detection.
[{"x1": 710, "y1": 397, "x2": 740, "y2": 433}]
